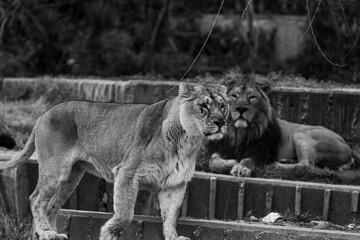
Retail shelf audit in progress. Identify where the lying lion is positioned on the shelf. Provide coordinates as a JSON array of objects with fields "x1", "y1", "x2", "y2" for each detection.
[
  {"x1": 0, "y1": 82, "x2": 229, "y2": 240},
  {"x1": 207, "y1": 72, "x2": 360, "y2": 177}
]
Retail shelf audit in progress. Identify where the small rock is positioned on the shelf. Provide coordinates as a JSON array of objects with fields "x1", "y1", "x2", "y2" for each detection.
[
  {"x1": 261, "y1": 212, "x2": 282, "y2": 223},
  {"x1": 310, "y1": 221, "x2": 346, "y2": 231},
  {"x1": 299, "y1": 221, "x2": 306, "y2": 227},
  {"x1": 250, "y1": 216, "x2": 260, "y2": 222},
  {"x1": 348, "y1": 223, "x2": 356, "y2": 229},
  {"x1": 310, "y1": 221, "x2": 330, "y2": 229}
]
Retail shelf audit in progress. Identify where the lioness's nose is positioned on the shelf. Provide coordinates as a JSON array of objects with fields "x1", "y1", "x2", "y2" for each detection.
[{"x1": 213, "y1": 118, "x2": 225, "y2": 128}]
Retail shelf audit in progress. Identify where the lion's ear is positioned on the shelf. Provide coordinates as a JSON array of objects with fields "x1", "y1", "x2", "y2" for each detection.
[
  {"x1": 179, "y1": 82, "x2": 195, "y2": 98},
  {"x1": 255, "y1": 77, "x2": 271, "y2": 93}
]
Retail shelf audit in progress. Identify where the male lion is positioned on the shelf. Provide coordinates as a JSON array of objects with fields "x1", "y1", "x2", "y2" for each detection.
[
  {"x1": 0, "y1": 131, "x2": 16, "y2": 149},
  {"x1": 0, "y1": 82, "x2": 229, "y2": 240},
  {"x1": 207, "y1": 72, "x2": 360, "y2": 177}
]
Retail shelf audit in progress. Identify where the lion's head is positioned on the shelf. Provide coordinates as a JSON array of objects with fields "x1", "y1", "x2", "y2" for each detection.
[
  {"x1": 223, "y1": 72, "x2": 274, "y2": 139},
  {"x1": 178, "y1": 82, "x2": 229, "y2": 140}
]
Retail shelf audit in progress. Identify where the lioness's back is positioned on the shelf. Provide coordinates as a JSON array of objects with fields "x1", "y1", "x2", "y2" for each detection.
[
  {"x1": 38, "y1": 100, "x2": 151, "y2": 132},
  {"x1": 34, "y1": 100, "x2": 171, "y2": 161}
]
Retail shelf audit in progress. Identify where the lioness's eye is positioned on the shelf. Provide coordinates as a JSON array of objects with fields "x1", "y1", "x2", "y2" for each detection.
[
  {"x1": 199, "y1": 104, "x2": 207, "y2": 114},
  {"x1": 199, "y1": 106, "x2": 204, "y2": 114},
  {"x1": 231, "y1": 93, "x2": 238, "y2": 99},
  {"x1": 221, "y1": 104, "x2": 227, "y2": 112}
]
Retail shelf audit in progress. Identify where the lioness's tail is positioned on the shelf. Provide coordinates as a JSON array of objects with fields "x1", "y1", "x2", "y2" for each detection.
[
  {"x1": 352, "y1": 151, "x2": 360, "y2": 168},
  {"x1": 0, "y1": 129, "x2": 35, "y2": 170}
]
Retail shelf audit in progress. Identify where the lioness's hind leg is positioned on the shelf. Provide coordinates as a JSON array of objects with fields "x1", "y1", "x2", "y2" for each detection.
[
  {"x1": 47, "y1": 163, "x2": 86, "y2": 230},
  {"x1": 30, "y1": 163, "x2": 71, "y2": 240}
]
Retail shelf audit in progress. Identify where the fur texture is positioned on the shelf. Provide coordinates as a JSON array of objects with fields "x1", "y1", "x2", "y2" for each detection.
[
  {"x1": 0, "y1": 83, "x2": 229, "y2": 240},
  {"x1": 207, "y1": 72, "x2": 359, "y2": 177}
]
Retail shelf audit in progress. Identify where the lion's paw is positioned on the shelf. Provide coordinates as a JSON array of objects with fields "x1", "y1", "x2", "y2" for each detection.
[
  {"x1": 274, "y1": 162, "x2": 286, "y2": 168},
  {"x1": 176, "y1": 237, "x2": 190, "y2": 240},
  {"x1": 209, "y1": 155, "x2": 238, "y2": 173},
  {"x1": 278, "y1": 158, "x2": 297, "y2": 164},
  {"x1": 230, "y1": 164, "x2": 251, "y2": 177},
  {"x1": 37, "y1": 230, "x2": 68, "y2": 240}
]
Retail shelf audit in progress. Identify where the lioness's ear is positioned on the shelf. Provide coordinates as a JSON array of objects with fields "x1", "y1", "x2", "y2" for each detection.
[
  {"x1": 179, "y1": 82, "x2": 194, "y2": 98},
  {"x1": 219, "y1": 84, "x2": 227, "y2": 95},
  {"x1": 255, "y1": 77, "x2": 271, "y2": 93}
]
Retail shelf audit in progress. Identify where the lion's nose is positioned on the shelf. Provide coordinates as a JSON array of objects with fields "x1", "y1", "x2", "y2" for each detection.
[
  {"x1": 213, "y1": 118, "x2": 225, "y2": 128},
  {"x1": 236, "y1": 107, "x2": 248, "y2": 114}
]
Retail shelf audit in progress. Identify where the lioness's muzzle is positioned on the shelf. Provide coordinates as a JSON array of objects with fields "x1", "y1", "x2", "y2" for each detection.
[{"x1": 212, "y1": 118, "x2": 225, "y2": 128}]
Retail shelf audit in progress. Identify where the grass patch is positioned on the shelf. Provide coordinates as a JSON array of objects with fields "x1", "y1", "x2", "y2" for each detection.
[
  {"x1": 253, "y1": 164, "x2": 360, "y2": 185},
  {"x1": 0, "y1": 98, "x2": 48, "y2": 146},
  {"x1": 0, "y1": 207, "x2": 32, "y2": 240}
]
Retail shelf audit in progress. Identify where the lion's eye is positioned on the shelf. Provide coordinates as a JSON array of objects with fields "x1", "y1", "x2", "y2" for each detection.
[
  {"x1": 249, "y1": 96, "x2": 256, "y2": 102},
  {"x1": 231, "y1": 93, "x2": 238, "y2": 99},
  {"x1": 220, "y1": 104, "x2": 227, "y2": 112}
]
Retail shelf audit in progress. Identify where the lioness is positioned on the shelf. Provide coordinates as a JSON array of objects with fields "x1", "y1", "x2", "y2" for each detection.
[
  {"x1": 0, "y1": 131, "x2": 16, "y2": 149},
  {"x1": 207, "y1": 72, "x2": 359, "y2": 177},
  {"x1": 0, "y1": 83, "x2": 229, "y2": 240}
]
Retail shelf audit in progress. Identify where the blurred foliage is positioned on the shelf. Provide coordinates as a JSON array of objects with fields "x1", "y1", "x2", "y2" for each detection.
[
  {"x1": 294, "y1": 0, "x2": 360, "y2": 83},
  {"x1": 0, "y1": 0, "x2": 359, "y2": 82}
]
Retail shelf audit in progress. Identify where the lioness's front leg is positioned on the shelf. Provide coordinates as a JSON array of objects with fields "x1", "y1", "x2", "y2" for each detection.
[
  {"x1": 158, "y1": 183, "x2": 189, "y2": 240},
  {"x1": 100, "y1": 166, "x2": 139, "y2": 240}
]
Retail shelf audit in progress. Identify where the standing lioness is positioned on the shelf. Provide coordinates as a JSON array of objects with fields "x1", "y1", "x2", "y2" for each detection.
[{"x1": 0, "y1": 83, "x2": 229, "y2": 240}]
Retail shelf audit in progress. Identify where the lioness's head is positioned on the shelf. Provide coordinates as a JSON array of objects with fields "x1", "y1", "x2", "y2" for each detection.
[
  {"x1": 224, "y1": 73, "x2": 273, "y2": 130},
  {"x1": 178, "y1": 82, "x2": 229, "y2": 140}
]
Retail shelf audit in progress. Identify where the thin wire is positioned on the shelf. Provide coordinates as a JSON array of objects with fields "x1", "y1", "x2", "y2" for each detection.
[
  {"x1": 341, "y1": 27, "x2": 360, "y2": 60},
  {"x1": 279, "y1": 0, "x2": 321, "y2": 48},
  {"x1": 337, "y1": 0, "x2": 360, "y2": 60},
  {"x1": 178, "y1": 0, "x2": 225, "y2": 82},
  {"x1": 338, "y1": 0, "x2": 353, "y2": 39},
  {"x1": 307, "y1": 0, "x2": 346, "y2": 67},
  {"x1": 242, "y1": 0, "x2": 253, "y2": 19},
  {"x1": 167, "y1": 0, "x2": 225, "y2": 93}
]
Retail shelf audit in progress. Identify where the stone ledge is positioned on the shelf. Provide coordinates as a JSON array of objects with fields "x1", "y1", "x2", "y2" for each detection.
[
  {"x1": 2, "y1": 151, "x2": 360, "y2": 225},
  {"x1": 57, "y1": 209, "x2": 360, "y2": 240}
]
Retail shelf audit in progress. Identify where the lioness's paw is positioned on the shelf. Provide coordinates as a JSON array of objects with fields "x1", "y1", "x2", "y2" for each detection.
[
  {"x1": 164, "y1": 233, "x2": 190, "y2": 240},
  {"x1": 37, "y1": 230, "x2": 68, "y2": 240},
  {"x1": 99, "y1": 231, "x2": 122, "y2": 240},
  {"x1": 230, "y1": 164, "x2": 251, "y2": 177},
  {"x1": 100, "y1": 227, "x2": 123, "y2": 240}
]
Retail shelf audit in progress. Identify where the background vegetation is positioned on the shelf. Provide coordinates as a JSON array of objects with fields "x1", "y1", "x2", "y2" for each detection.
[{"x1": 0, "y1": 0, "x2": 359, "y2": 82}]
